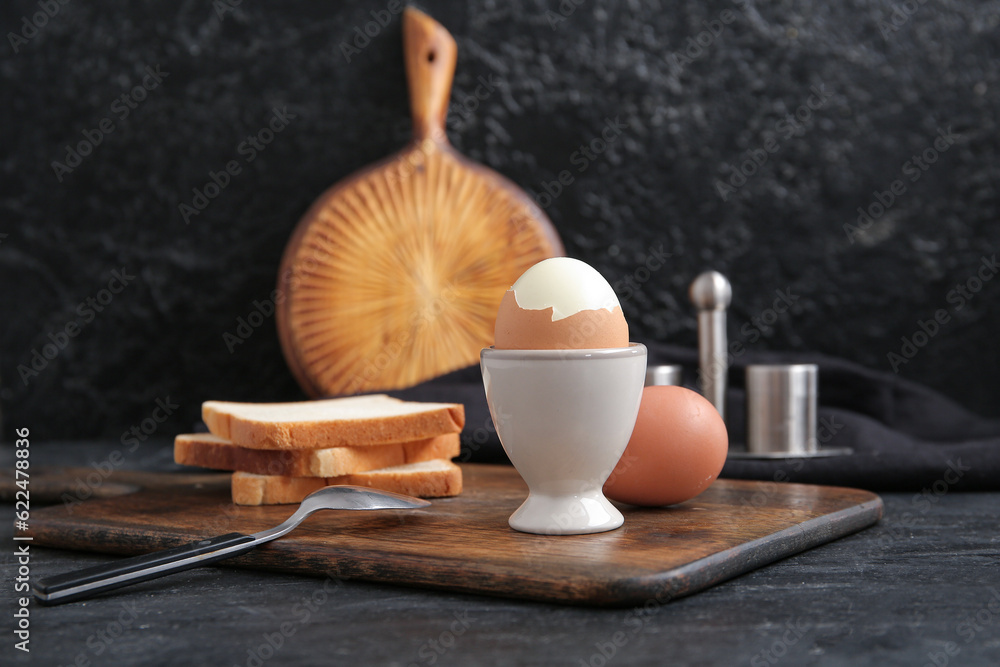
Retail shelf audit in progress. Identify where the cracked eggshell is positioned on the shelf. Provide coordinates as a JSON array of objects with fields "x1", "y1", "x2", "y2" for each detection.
[{"x1": 493, "y1": 257, "x2": 629, "y2": 350}]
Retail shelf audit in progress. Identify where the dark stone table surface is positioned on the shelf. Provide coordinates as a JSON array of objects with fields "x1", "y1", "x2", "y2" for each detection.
[{"x1": 3, "y1": 440, "x2": 998, "y2": 667}]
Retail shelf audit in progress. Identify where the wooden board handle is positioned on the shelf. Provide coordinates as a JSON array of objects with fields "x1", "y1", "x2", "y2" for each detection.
[{"x1": 403, "y1": 7, "x2": 457, "y2": 143}]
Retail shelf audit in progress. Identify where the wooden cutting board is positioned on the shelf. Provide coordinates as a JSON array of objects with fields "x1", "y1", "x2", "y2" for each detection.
[{"x1": 25, "y1": 464, "x2": 881, "y2": 607}]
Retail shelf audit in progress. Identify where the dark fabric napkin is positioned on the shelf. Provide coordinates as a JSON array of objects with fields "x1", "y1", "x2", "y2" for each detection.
[{"x1": 390, "y1": 341, "x2": 1000, "y2": 492}]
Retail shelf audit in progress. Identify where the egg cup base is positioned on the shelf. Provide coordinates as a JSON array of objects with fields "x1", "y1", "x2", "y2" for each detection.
[{"x1": 509, "y1": 491, "x2": 624, "y2": 535}]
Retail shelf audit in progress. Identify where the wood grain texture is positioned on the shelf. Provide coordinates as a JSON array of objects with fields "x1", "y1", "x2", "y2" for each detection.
[
  {"x1": 275, "y1": 7, "x2": 563, "y2": 398},
  {"x1": 26, "y1": 464, "x2": 881, "y2": 607}
]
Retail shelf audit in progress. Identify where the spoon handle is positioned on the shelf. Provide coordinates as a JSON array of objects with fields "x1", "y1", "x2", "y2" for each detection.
[{"x1": 33, "y1": 532, "x2": 257, "y2": 605}]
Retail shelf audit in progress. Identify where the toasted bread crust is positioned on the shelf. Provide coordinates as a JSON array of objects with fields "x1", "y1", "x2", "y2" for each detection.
[
  {"x1": 231, "y1": 460, "x2": 463, "y2": 505},
  {"x1": 174, "y1": 433, "x2": 459, "y2": 477},
  {"x1": 202, "y1": 397, "x2": 465, "y2": 450}
]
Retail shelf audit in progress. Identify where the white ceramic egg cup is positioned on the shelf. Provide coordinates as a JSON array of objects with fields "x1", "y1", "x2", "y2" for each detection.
[{"x1": 480, "y1": 344, "x2": 647, "y2": 535}]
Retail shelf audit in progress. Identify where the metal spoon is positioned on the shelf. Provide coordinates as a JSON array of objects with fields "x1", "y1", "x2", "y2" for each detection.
[{"x1": 33, "y1": 485, "x2": 431, "y2": 605}]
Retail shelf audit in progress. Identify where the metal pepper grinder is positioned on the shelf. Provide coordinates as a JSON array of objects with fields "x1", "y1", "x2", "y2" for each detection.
[{"x1": 689, "y1": 271, "x2": 732, "y2": 421}]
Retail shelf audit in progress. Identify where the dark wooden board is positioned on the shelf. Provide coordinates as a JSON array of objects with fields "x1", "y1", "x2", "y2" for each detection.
[{"x1": 26, "y1": 464, "x2": 882, "y2": 607}]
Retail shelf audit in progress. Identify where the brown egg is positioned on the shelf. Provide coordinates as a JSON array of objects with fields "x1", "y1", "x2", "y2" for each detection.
[
  {"x1": 604, "y1": 385, "x2": 728, "y2": 506},
  {"x1": 494, "y1": 290, "x2": 629, "y2": 350}
]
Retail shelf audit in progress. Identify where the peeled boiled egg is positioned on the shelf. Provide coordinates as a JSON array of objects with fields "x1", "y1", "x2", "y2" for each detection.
[
  {"x1": 604, "y1": 385, "x2": 728, "y2": 506},
  {"x1": 494, "y1": 257, "x2": 629, "y2": 349}
]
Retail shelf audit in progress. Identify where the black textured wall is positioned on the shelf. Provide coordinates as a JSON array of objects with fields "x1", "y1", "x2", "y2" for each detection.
[{"x1": 2, "y1": 0, "x2": 998, "y2": 440}]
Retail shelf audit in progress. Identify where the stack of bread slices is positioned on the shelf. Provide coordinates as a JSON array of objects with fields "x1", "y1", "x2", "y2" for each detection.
[{"x1": 173, "y1": 395, "x2": 464, "y2": 505}]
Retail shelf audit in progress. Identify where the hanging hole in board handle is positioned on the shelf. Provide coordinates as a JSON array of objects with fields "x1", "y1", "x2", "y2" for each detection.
[{"x1": 427, "y1": 51, "x2": 435, "y2": 63}]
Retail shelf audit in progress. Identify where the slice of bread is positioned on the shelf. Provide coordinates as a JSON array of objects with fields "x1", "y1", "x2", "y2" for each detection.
[
  {"x1": 174, "y1": 433, "x2": 459, "y2": 478},
  {"x1": 202, "y1": 394, "x2": 465, "y2": 450},
  {"x1": 231, "y1": 460, "x2": 463, "y2": 505}
]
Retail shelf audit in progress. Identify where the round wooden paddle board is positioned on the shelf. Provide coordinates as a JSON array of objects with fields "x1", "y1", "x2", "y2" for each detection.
[{"x1": 277, "y1": 7, "x2": 563, "y2": 397}]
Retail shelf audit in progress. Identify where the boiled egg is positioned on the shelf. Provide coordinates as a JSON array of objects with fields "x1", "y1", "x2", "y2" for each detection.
[
  {"x1": 494, "y1": 257, "x2": 629, "y2": 349},
  {"x1": 604, "y1": 385, "x2": 728, "y2": 506}
]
